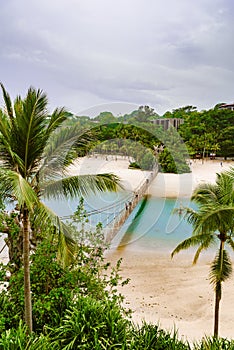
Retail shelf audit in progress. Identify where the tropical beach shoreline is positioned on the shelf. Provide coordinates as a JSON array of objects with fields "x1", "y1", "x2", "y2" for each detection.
[
  {"x1": 1, "y1": 156, "x2": 234, "y2": 342},
  {"x1": 69, "y1": 156, "x2": 234, "y2": 342},
  {"x1": 69, "y1": 155, "x2": 234, "y2": 198}
]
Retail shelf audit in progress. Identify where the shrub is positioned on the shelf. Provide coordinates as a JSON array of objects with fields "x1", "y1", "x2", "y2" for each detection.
[
  {"x1": 48, "y1": 295, "x2": 131, "y2": 349},
  {"x1": 129, "y1": 322, "x2": 190, "y2": 350},
  {"x1": 0, "y1": 233, "x2": 129, "y2": 333},
  {"x1": 194, "y1": 336, "x2": 234, "y2": 350},
  {"x1": 128, "y1": 161, "x2": 141, "y2": 169}
]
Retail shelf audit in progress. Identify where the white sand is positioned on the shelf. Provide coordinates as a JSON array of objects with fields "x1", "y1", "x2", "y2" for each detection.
[
  {"x1": 68, "y1": 155, "x2": 150, "y2": 192},
  {"x1": 106, "y1": 249, "x2": 234, "y2": 343},
  {"x1": 149, "y1": 159, "x2": 234, "y2": 198},
  {"x1": 69, "y1": 156, "x2": 234, "y2": 198}
]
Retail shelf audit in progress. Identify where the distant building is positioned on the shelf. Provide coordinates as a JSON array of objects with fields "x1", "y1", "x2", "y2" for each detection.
[
  {"x1": 219, "y1": 103, "x2": 234, "y2": 111},
  {"x1": 151, "y1": 118, "x2": 184, "y2": 130}
]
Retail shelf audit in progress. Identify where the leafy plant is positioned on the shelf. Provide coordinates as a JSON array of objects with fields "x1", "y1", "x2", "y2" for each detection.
[
  {"x1": 194, "y1": 336, "x2": 234, "y2": 350},
  {"x1": 48, "y1": 295, "x2": 131, "y2": 349},
  {"x1": 0, "y1": 200, "x2": 129, "y2": 334},
  {"x1": 129, "y1": 322, "x2": 190, "y2": 350}
]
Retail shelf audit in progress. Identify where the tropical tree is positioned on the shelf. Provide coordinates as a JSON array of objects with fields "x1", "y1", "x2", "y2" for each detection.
[
  {"x1": 171, "y1": 171, "x2": 234, "y2": 338},
  {"x1": 0, "y1": 83, "x2": 120, "y2": 332}
]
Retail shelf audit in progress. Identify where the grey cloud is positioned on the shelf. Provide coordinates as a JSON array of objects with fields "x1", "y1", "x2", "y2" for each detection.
[{"x1": 0, "y1": 0, "x2": 234, "y2": 116}]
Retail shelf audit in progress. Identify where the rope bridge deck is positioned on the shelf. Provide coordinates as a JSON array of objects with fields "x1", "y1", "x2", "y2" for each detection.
[
  {"x1": 104, "y1": 164, "x2": 158, "y2": 243},
  {"x1": 60, "y1": 164, "x2": 158, "y2": 244}
]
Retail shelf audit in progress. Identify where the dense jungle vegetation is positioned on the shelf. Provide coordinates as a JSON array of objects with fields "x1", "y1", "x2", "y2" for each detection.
[{"x1": 68, "y1": 104, "x2": 234, "y2": 173}]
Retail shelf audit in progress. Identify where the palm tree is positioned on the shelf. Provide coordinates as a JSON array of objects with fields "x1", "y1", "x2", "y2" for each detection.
[
  {"x1": 171, "y1": 171, "x2": 234, "y2": 338},
  {"x1": 0, "y1": 83, "x2": 120, "y2": 332}
]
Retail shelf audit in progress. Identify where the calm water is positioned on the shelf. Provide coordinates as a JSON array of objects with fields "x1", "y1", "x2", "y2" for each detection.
[
  {"x1": 46, "y1": 192, "x2": 194, "y2": 253},
  {"x1": 111, "y1": 196, "x2": 194, "y2": 252}
]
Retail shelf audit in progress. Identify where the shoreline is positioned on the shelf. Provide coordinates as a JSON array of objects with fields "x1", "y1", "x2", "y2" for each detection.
[
  {"x1": 1, "y1": 156, "x2": 234, "y2": 341},
  {"x1": 68, "y1": 156, "x2": 234, "y2": 198}
]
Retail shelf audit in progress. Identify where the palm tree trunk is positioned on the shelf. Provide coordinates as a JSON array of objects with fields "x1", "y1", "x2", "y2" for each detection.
[
  {"x1": 214, "y1": 284, "x2": 220, "y2": 338},
  {"x1": 23, "y1": 206, "x2": 33, "y2": 332},
  {"x1": 214, "y1": 240, "x2": 224, "y2": 338}
]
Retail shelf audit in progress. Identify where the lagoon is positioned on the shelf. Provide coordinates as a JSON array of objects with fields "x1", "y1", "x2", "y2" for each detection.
[{"x1": 47, "y1": 192, "x2": 194, "y2": 253}]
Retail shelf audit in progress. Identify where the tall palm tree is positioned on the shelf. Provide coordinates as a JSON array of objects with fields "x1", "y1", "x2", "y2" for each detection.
[
  {"x1": 171, "y1": 171, "x2": 234, "y2": 338},
  {"x1": 0, "y1": 83, "x2": 120, "y2": 332}
]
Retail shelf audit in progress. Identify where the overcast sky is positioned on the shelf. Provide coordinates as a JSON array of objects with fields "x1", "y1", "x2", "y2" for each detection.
[{"x1": 1, "y1": 0, "x2": 234, "y2": 116}]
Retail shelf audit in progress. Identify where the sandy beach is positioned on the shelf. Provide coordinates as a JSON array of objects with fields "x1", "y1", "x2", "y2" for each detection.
[
  {"x1": 68, "y1": 155, "x2": 233, "y2": 197},
  {"x1": 70, "y1": 156, "x2": 234, "y2": 342},
  {"x1": 106, "y1": 248, "x2": 234, "y2": 343}
]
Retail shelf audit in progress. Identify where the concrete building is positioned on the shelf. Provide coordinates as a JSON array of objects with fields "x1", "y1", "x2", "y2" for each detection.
[
  {"x1": 219, "y1": 103, "x2": 234, "y2": 111},
  {"x1": 151, "y1": 118, "x2": 184, "y2": 130}
]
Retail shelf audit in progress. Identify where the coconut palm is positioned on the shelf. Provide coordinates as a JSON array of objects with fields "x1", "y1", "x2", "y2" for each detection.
[
  {"x1": 0, "y1": 83, "x2": 120, "y2": 332},
  {"x1": 171, "y1": 171, "x2": 234, "y2": 338}
]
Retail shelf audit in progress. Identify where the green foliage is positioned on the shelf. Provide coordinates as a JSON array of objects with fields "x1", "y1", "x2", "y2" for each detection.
[
  {"x1": 93, "y1": 111, "x2": 117, "y2": 124},
  {"x1": 139, "y1": 150, "x2": 156, "y2": 170},
  {"x1": 134, "y1": 105, "x2": 158, "y2": 122},
  {"x1": 0, "y1": 320, "x2": 53, "y2": 350},
  {"x1": 178, "y1": 107, "x2": 234, "y2": 158},
  {"x1": 159, "y1": 127, "x2": 190, "y2": 174},
  {"x1": 71, "y1": 104, "x2": 234, "y2": 161},
  {"x1": 0, "y1": 237, "x2": 128, "y2": 333},
  {"x1": 48, "y1": 295, "x2": 130, "y2": 349},
  {"x1": 194, "y1": 336, "x2": 234, "y2": 350},
  {"x1": 0, "y1": 202, "x2": 129, "y2": 334},
  {"x1": 159, "y1": 148, "x2": 190, "y2": 174},
  {"x1": 209, "y1": 249, "x2": 232, "y2": 294},
  {"x1": 129, "y1": 162, "x2": 141, "y2": 169},
  {"x1": 90, "y1": 122, "x2": 160, "y2": 151},
  {"x1": 129, "y1": 322, "x2": 190, "y2": 349}
]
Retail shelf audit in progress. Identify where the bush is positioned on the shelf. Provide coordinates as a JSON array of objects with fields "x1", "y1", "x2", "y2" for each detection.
[
  {"x1": 0, "y1": 233, "x2": 128, "y2": 334},
  {"x1": 194, "y1": 336, "x2": 234, "y2": 350},
  {"x1": 128, "y1": 161, "x2": 141, "y2": 169},
  {"x1": 48, "y1": 295, "x2": 131, "y2": 349},
  {"x1": 0, "y1": 320, "x2": 31, "y2": 350},
  {"x1": 129, "y1": 322, "x2": 190, "y2": 350}
]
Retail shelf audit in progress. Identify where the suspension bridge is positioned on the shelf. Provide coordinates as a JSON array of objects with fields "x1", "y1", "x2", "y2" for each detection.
[
  {"x1": 63, "y1": 164, "x2": 159, "y2": 244},
  {"x1": 0, "y1": 164, "x2": 159, "y2": 260}
]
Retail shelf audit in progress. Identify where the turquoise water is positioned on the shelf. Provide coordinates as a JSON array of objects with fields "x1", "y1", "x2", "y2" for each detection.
[
  {"x1": 46, "y1": 192, "x2": 195, "y2": 253},
  {"x1": 111, "y1": 196, "x2": 194, "y2": 252}
]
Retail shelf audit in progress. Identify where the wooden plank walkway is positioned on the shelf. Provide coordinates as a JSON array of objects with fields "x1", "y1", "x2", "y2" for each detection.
[{"x1": 105, "y1": 164, "x2": 158, "y2": 243}]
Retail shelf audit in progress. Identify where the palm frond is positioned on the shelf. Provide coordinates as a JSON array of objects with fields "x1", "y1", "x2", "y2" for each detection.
[
  {"x1": 193, "y1": 234, "x2": 216, "y2": 264},
  {"x1": 42, "y1": 173, "x2": 121, "y2": 199},
  {"x1": 56, "y1": 219, "x2": 77, "y2": 267},
  {"x1": 171, "y1": 233, "x2": 215, "y2": 259},
  {"x1": 191, "y1": 182, "x2": 219, "y2": 205},
  {"x1": 0, "y1": 108, "x2": 24, "y2": 169},
  {"x1": 46, "y1": 107, "x2": 68, "y2": 135},
  {"x1": 215, "y1": 172, "x2": 234, "y2": 205},
  {"x1": 14, "y1": 87, "x2": 49, "y2": 174},
  {"x1": 34, "y1": 201, "x2": 76, "y2": 267},
  {"x1": 0, "y1": 83, "x2": 14, "y2": 121},
  {"x1": 0, "y1": 169, "x2": 38, "y2": 211},
  {"x1": 227, "y1": 237, "x2": 234, "y2": 252},
  {"x1": 209, "y1": 249, "x2": 232, "y2": 292},
  {"x1": 225, "y1": 166, "x2": 234, "y2": 181},
  {"x1": 39, "y1": 125, "x2": 93, "y2": 181},
  {"x1": 195, "y1": 205, "x2": 234, "y2": 235}
]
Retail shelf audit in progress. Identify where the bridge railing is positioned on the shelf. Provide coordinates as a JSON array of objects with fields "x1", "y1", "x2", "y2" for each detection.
[{"x1": 105, "y1": 163, "x2": 158, "y2": 243}]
